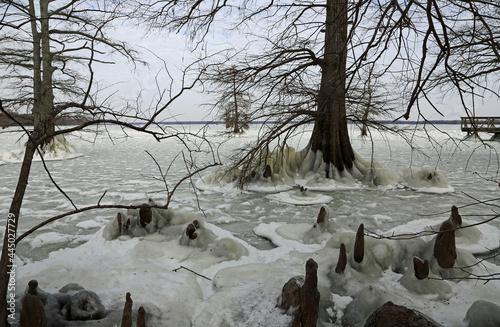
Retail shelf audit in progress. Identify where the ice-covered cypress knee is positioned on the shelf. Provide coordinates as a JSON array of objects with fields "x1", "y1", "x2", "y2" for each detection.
[
  {"x1": 335, "y1": 243, "x2": 347, "y2": 274},
  {"x1": 413, "y1": 257, "x2": 430, "y2": 280},
  {"x1": 433, "y1": 218, "x2": 457, "y2": 269},
  {"x1": 316, "y1": 206, "x2": 327, "y2": 225},
  {"x1": 450, "y1": 206, "x2": 462, "y2": 227},
  {"x1": 121, "y1": 292, "x2": 133, "y2": 327},
  {"x1": 354, "y1": 224, "x2": 365, "y2": 263},
  {"x1": 186, "y1": 222, "x2": 198, "y2": 240},
  {"x1": 139, "y1": 205, "x2": 153, "y2": 228},
  {"x1": 137, "y1": 306, "x2": 146, "y2": 327},
  {"x1": 117, "y1": 212, "x2": 123, "y2": 236},
  {"x1": 20, "y1": 280, "x2": 49, "y2": 327},
  {"x1": 263, "y1": 164, "x2": 272, "y2": 178},
  {"x1": 295, "y1": 258, "x2": 320, "y2": 327}
]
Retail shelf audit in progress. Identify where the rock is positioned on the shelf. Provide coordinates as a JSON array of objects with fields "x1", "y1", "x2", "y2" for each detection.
[
  {"x1": 354, "y1": 224, "x2": 364, "y2": 263},
  {"x1": 298, "y1": 258, "x2": 320, "y2": 327},
  {"x1": 137, "y1": 306, "x2": 146, "y2": 327},
  {"x1": 364, "y1": 301, "x2": 440, "y2": 327},
  {"x1": 413, "y1": 257, "x2": 429, "y2": 280},
  {"x1": 280, "y1": 277, "x2": 302, "y2": 310},
  {"x1": 335, "y1": 243, "x2": 347, "y2": 274},
  {"x1": 342, "y1": 285, "x2": 393, "y2": 326},
  {"x1": 121, "y1": 292, "x2": 133, "y2": 327},
  {"x1": 433, "y1": 219, "x2": 457, "y2": 269},
  {"x1": 263, "y1": 164, "x2": 272, "y2": 178},
  {"x1": 317, "y1": 206, "x2": 327, "y2": 224},
  {"x1": 465, "y1": 300, "x2": 500, "y2": 327},
  {"x1": 139, "y1": 205, "x2": 153, "y2": 228},
  {"x1": 20, "y1": 280, "x2": 49, "y2": 327},
  {"x1": 66, "y1": 290, "x2": 106, "y2": 320}
]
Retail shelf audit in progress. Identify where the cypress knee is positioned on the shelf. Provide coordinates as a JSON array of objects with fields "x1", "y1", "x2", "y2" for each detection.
[
  {"x1": 121, "y1": 292, "x2": 133, "y2": 327},
  {"x1": 137, "y1": 306, "x2": 146, "y2": 327},
  {"x1": 317, "y1": 207, "x2": 327, "y2": 224},
  {"x1": 433, "y1": 220, "x2": 457, "y2": 269},
  {"x1": 20, "y1": 280, "x2": 48, "y2": 327},
  {"x1": 354, "y1": 224, "x2": 364, "y2": 263},
  {"x1": 335, "y1": 243, "x2": 347, "y2": 273},
  {"x1": 413, "y1": 257, "x2": 429, "y2": 280},
  {"x1": 139, "y1": 206, "x2": 152, "y2": 228},
  {"x1": 299, "y1": 259, "x2": 320, "y2": 327}
]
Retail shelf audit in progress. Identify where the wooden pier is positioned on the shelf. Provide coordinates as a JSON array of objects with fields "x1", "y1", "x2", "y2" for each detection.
[{"x1": 461, "y1": 117, "x2": 500, "y2": 140}]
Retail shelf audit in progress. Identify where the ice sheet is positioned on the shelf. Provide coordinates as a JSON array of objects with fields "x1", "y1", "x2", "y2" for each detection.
[{"x1": 1, "y1": 124, "x2": 500, "y2": 326}]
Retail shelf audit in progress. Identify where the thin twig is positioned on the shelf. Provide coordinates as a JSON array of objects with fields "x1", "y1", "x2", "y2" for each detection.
[{"x1": 173, "y1": 265, "x2": 212, "y2": 281}]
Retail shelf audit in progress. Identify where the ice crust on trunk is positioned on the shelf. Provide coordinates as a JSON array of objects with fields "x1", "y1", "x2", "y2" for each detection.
[{"x1": 1, "y1": 134, "x2": 82, "y2": 164}]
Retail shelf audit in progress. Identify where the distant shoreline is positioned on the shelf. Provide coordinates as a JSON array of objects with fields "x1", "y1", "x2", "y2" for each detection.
[
  {"x1": 1, "y1": 112, "x2": 462, "y2": 128},
  {"x1": 149, "y1": 120, "x2": 462, "y2": 125}
]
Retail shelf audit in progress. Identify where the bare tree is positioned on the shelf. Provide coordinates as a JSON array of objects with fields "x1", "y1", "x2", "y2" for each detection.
[
  {"x1": 220, "y1": 92, "x2": 251, "y2": 133},
  {"x1": 348, "y1": 66, "x2": 398, "y2": 137},
  {"x1": 0, "y1": 1, "x2": 217, "y2": 325},
  {"x1": 0, "y1": 0, "x2": 139, "y2": 146},
  {"x1": 212, "y1": 67, "x2": 252, "y2": 133},
  {"x1": 137, "y1": 0, "x2": 500, "y2": 183}
]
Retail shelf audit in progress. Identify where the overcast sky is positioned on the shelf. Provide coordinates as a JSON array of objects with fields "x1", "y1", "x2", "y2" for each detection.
[{"x1": 98, "y1": 19, "x2": 499, "y2": 123}]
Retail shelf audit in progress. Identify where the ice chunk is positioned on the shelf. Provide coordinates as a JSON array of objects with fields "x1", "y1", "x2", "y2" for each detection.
[
  {"x1": 464, "y1": 300, "x2": 500, "y2": 327},
  {"x1": 401, "y1": 167, "x2": 455, "y2": 193}
]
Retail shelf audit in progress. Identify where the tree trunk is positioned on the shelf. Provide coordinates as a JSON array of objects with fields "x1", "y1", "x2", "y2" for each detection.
[
  {"x1": 33, "y1": 0, "x2": 55, "y2": 146},
  {"x1": 309, "y1": 0, "x2": 354, "y2": 175},
  {"x1": 360, "y1": 95, "x2": 371, "y2": 137},
  {"x1": 232, "y1": 74, "x2": 240, "y2": 134},
  {"x1": 0, "y1": 138, "x2": 37, "y2": 326},
  {"x1": 29, "y1": 0, "x2": 43, "y2": 130}
]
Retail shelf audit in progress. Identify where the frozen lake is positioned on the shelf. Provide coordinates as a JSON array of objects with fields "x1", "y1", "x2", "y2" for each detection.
[{"x1": 1, "y1": 123, "x2": 500, "y2": 326}]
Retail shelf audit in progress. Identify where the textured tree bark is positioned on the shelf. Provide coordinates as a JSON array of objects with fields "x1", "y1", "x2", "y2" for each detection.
[
  {"x1": 309, "y1": 0, "x2": 354, "y2": 175},
  {"x1": 0, "y1": 137, "x2": 37, "y2": 326},
  {"x1": 32, "y1": 0, "x2": 55, "y2": 146}
]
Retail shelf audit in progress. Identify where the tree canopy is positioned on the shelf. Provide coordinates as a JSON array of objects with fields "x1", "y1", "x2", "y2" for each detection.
[{"x1": 138, "y1": 0, "x2": 500, "y2": 181}]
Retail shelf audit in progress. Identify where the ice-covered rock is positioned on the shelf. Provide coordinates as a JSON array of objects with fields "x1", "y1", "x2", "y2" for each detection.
[
  {"x1": 212, "y1": 237, "x2": 249, "y2": 260},
  {"x1": 364, "y1": 301, "x2": 441, "y2": 327},
  {"x1": 267, "y1": 189, "x2": 334, "y2": 206},
  {"x1": 341, "y1": 285, "x2": 394, "y2": 327},
  {"x1": 402, "y1": 167, "x2": 454, "y2": 193},
  {"x1": 18, "y1": 280, "x2": 118, "y2": 326},
  {"x1": 66, "y1": 290, "x2": 106, "y2": 320},
  {"x1": 464, "y1": 300, "x2": 500, "y2": 327},
  {"x1": 362, "y1": 167, "x2": 400, "y2": 187}
]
